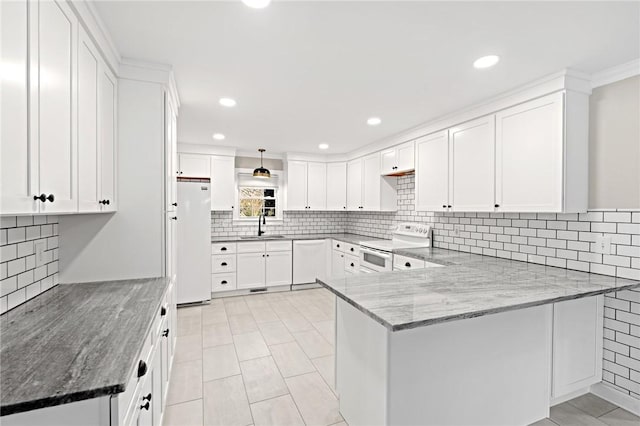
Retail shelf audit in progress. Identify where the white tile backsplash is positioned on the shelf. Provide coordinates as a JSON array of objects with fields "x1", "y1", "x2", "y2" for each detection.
[{"x1": 0, "y1": 215, "x2": 60, "y2": 314}]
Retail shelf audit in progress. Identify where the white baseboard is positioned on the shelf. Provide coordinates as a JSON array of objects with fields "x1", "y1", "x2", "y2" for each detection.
[
  {"x1": 590, "y1": 382, "x2": 640, "y2": 416},
  {"x1": 551, "y1": 387, "x2": 590, "y2": 406}
]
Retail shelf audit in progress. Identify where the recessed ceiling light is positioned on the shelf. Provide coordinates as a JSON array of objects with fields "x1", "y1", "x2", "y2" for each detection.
[
  {"x1": 212, "y1": 133, "x2": 225, "y2": 140},
  {"x1": 473, "y1": 55, "x2": 500, "y2": 69},
  {"x1": 219, "y1": 97, "x2": 237, "y2": 107},
  {"x1": 241, "y1": 0, "x2": 271, "y2": 9},
  {"x1": 367, "y1": 117, "x2": 382, "y2": 126},
  {"x1": 318, "y1": 143, "x2": 329, "y2": 150}
]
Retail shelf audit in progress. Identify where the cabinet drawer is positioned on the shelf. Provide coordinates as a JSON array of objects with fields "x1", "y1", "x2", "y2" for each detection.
[
  {"x1": 393, "y1": 254, "x2": 426, "y2": 270},
  {"x1": 212, "y1": 242, "x2": 237, "y2": 255},
  {"x1": 212, "y1": 255, "x2": 236, "y2": 273},
  {"x1": 344, "y1": 255, "x2": 360, "y2": 273},
  {"x1": 266, "y1": 240, "x2": 292, "y2": 252},
  {"x1": 332, "y1": 239, "x2": 345, "y2": 252},
  {"x1": 343, "y1": 243, "x2": 359, "y2": 256},
  {"x1": 212, "y1": 273, "x2": 236, "y2": 292},
  {"x1": 237, "y1": 241, "x2": 266, "y2": 253}
]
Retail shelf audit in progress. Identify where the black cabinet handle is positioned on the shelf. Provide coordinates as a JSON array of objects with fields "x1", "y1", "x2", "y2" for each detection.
[
  {"x1": 46, "y1": 194, "x2": 54, "y2": 202},
  {"x1": 336, "y1": 244, "x2": 340, "y2": 248},
  {"x1": 447, "y1": 205, "x2": 452, "y2": 208},
  {"x1": 262, "y1": 254, "x2": 265, "y2": 257},
  {"x1": 171, "y1": 216, "x2": 177, "y2": 220},
  {"x1": 221, "y1": 262, "x2": 227, "y2": 266},
  {"x1": 221, "y1": 280, "x2": 228, "y2": 285},
  {"x1": 343, "y1": 206, "x2": 346, "y2": 209},
  {"x1": 405, "y1": 262, "x2": 411, "y2": 267},
  {"x1": 221, "y1": 247, "x2": 227, "y2": 251},
  {"x1": 160, "y1": 306, "x2": 167, "y2": 316},
  {"x1": 172, "y1": 202, "x2": 177, "y2": 206},
  {"x1": 137, "y1": 360, "x2": 147, "y2": 378},
  {"x1": 34, "y1": 194, "x2": 46, "y2": 202},
  {"x1": 266, "y1": 254, "x2": 270, "y2": 257},
  {"x1": 494, "y1": 204, "x2": 500, "y2": 208},
  {"x1": 140, "y1": 401, "x2": 150, "y2": 411},
  {"x1": 99, "y1": 200, "x2": 110, "y2": 205},
  {"x1": 442, "y1": 204, "x2": 447, "y2": 208},
  {"x1": 162, "y1": 329, "x2": 169, "y2": 337},
  {"x1": 350, "y1": 247, "x2": 354, "y2": 252},
  {"x1": 143, "y1": 393, "x2": 152, "y2": 402},
  {"x1": 350, "y1": 263, "x2": 354, "y2": 267}
]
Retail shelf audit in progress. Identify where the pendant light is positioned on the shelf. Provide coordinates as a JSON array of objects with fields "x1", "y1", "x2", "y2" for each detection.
[{"x1": 253, "y1": 148, "x2": 271, "y2": 179}]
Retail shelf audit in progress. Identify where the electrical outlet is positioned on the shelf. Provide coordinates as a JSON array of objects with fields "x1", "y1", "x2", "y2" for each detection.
[
  {"x1": 453, "y1": 225, "x2": 462, "y2": 236},
  {"x1": 35, "y1": 241, "x2": 46, "y2": 266},
  {"x1": 593, "y1": 235, "x2": 611, "y2": 255}
]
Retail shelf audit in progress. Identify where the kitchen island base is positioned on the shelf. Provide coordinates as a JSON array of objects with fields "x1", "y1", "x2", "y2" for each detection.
[{"x1": 335, "y1": 296, "x2": 603, "y2": 426}]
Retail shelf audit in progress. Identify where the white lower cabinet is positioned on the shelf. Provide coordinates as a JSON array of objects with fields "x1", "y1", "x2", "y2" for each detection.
[
  {"x1": 235, "y1": 241, "x2": 293, "y2": 290},
  {"x1": 237, "y1": 252, "x2": 267, "y2": 289},
  {"x1": 331, "y1": 249, "x2": 346, "y2": 278},
  {"x1": 266, "y1": 251, "x2": 293, "y2": 286}
]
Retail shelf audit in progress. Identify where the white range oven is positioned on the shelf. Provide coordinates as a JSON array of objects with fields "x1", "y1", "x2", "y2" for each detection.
[{"x1": 359, "y1": 223, "x2": 433, "y2": 273}]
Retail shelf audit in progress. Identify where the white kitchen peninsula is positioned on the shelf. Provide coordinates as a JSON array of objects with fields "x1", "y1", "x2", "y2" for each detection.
[{"x1": 318, "y1": 249, "x2": 640, "y2": 426}]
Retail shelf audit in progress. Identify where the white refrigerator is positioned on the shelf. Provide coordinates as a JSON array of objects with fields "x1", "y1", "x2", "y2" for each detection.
[{"x1": 177, "y1": 179, "x2": 211, "y2": 304}]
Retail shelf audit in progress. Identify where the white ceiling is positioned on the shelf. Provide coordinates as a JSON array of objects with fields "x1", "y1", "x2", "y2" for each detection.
[{"x1": 94, "y1": 1, "x2": 639, "y2": 155}]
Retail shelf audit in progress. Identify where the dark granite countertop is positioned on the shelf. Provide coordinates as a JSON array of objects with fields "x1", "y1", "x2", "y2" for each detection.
[
  {"x1": 211, "y1": 233, "x2": 386, "y2": 245},
  {"x1": 318, "y1": 248, "x2": 640, "y2": 332},
  {"x1": 0, "y1": 277, "x2": 170, "y2": 416}
]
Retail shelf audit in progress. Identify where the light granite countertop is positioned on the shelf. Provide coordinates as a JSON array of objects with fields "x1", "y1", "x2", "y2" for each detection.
[
  {"x1": 318, "y1": 248, "x2": 640, "y2": 332},
  {"x1": 0, "y1": 277, "x2": 170, "y2": 416},
  {"x1": 211, "y1": 232, "x2": 386, "y2": 245}
]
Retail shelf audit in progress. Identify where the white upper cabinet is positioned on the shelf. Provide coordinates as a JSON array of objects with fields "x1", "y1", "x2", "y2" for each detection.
[
  {"x1": 326, "y1": 162, "x2": 347, "y2": 211},
  {"x1": 495, "y1": 92, "x2": 564, "y2": 212},
  {"x1": 210, "y1": 155, "x2": 235, "y2": 211},
  {"x1": 178, "y1": 153, "x2": 210, "y2": 178},
  {"x1": 35, "y1": 0, "x2": 78, "y2": 213},
  {"x1": 1, "y1": 0, "x2": 35, "y2": 214},
  {"x1": 286, "y1": 161, "x2": 309, "y2": 210},
  {"x1": 362, "y1": 153, "x2": 381, "y2": 210},
  {"x1": 449, "y1": 116, "x2": 496, "y2": 212},
  {"x1": 381, "y1": 141, "x2": 415, "y2": 175},
  {"x1": 415, "y1": 131, "x2": 450, "y2": 212},
  {"x1": 165, "y1": 99, "x2": 178, "y2": 212},
  {"x1": 285, "y1": 161, "x2": 327, "y2": 210},
  {"x1": 78, "y1": 27, "x2": 117, "y2": 213},
  {"x1": 346, "y1": 158, "x2": 363, "y2": 211}
]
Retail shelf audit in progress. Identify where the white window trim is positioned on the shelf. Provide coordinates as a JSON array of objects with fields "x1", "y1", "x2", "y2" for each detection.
[{"x1": 233, "y1": 168, "x2": 285, "y2": 224}]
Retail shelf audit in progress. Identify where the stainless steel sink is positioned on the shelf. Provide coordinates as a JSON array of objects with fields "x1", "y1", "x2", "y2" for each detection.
[{"x1": 239, "y1": 235, "x2": 286, "y2": 240}]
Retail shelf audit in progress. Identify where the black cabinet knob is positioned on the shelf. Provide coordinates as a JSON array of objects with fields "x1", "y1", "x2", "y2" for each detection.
[
  {"x1": 221, "y1": 247, "x2": 227, "y2": 251},
  {"x1": 262, "y1": 254, "x2": 265, "y2": 257},
  {"x1": 172, "y1": 202, "x2": 178, "y2": 206},
  {"x1": 405, "y1": 262, "x2": 411, "y2": 267},
  {"x1": 143, "y1": 393, "x2": 152, "y2": 402},
  {"x1": 221, "y1": 280, "x2": 228, "y2": 285},
  {"x1": 350, "y1": 263, "x2": 354, "y2": 267},
  {"x1": 494, "y1": 204, "x2": 500, "y2": 208},
  {"x1": 266, "y1": 254, "x2": 270, "y2": 257},
  {"x1": 350, "y1": 247, "x2": 354, "y2": 252},
  {"x1": 46, "y1": 194, "x2": 54, "y2": 202},
  {"x1": 137, "y1": 360, "x2": 147, "y2": 378},
  {"x1": 343, "y1": 206, "x2": 346, "y2": 209},
  {"x1": 447, "y1": 205, "x2": 452, "y2": 208},
  {"x1": 336, "y1": 244, "x2": 340, "y2": 248},
  {"x1": 160, "y1": 306, "x2": 167, "y2": 316},
  {"x1": 442, "y1": 205, "x2": 447, "y2": 208},
  {"x1": 34, "y1": 194, "x2": 46, "y2": 202},
  {"x1": 221, "y1": 262, "x2": 227, "y2": 266},
  {"x1": 140, "y1": 401, "x2": 150, "y2": 411},
  {"x1": 171, "y1": 216, "x2": 177, "y2": 220},
  {"x1": 162, "y1": 329, "x2": 169, "y2": 337}
]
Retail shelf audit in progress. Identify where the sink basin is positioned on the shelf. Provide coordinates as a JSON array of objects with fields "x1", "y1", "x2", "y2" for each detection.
[{"x1": 239, "y1": 235, "x2": 286, "y2": 240}]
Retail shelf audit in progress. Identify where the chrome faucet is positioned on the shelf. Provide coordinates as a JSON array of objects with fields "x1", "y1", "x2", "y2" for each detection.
[{"x1": 258, "y1": 214, "x2": 266, "y2": 236}]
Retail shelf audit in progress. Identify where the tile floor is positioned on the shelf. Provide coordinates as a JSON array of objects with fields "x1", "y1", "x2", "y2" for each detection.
[{"x1": 163, "y1": 288, "x2": 639, "y2": 426}]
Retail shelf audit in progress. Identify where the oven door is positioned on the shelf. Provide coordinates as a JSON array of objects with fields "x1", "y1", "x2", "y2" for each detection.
[{"x1": 359, "y1": 247, "x2": 392, "y2": 272}]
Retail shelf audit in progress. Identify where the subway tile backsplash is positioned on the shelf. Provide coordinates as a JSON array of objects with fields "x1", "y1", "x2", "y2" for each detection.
[{"x1": 0, "y1": 216, "x2": 60, "y2": 314}]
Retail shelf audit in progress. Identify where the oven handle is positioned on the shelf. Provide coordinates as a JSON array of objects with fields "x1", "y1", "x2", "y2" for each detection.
[{"x1": 359, "y1": 247, "x2": 392, "y2": 259}]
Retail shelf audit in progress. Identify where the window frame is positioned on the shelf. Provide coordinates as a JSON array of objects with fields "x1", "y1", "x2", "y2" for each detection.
[{"x1": 233, "y1": 168, "x2": 284, "y2": 223}]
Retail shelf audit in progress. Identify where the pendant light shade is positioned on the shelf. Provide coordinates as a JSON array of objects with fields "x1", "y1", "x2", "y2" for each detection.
[{"x1": 253, "y1": 148, "x2": 271, "y2": 179}]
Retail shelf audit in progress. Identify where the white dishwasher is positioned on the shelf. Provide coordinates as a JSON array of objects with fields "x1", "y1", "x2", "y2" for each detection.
[{"x1": 292, "y1": 239, "x2": 327, "y2": 289}]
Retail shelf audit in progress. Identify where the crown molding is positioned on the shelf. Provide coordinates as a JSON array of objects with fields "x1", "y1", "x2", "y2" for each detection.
[
  {"x1": 591, "y1": 58, "x2": 640, "y2": 89},
  {"x1": 178, "y1": 143, "x2": 236, "y2": 157}
]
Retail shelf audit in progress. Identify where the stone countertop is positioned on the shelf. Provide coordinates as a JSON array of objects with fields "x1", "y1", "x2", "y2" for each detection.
[
  {"x1": 211, "y1": 233, "x2": 386, "y2": 245},
  {"x1": 0, "y1": 277, "x2": 170, "y2": 416},
  {"x1": 317, "y1": 248, "x2": 640, "y2": 332}
]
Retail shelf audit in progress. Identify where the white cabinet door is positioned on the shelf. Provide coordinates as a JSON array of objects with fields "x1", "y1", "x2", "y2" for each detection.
[
  {"x1": 151, "y1": 346, "x2": 162, "y2": 425},
  {"x1": 179, "y1": 153, "x2": 210, "y2": 178},
  {"x1": 552, "y1": 296, "x2": 603, "y2": 399},
  {"x1": 98, "y1": 64, "x2": 117, "y2": 211},
  {"x1": 362, "y1": 153, "x2": 381, "y2": 210},
  {"x1": 211, "y1": 155, "x2": 235, "y2": 211},
  {"x1": 396, "y1": 141, "x2": 415, "y2": 173},
  {"x1": 307, "y1": 162, "x2": 327, "y2": 210},
  {"x1": 266, "y1": 251, "x2": 292, "y2": 286},
  {"x1": 165, "y1": 99, "x2": 178, "y2": 212},
  {"x1": 36, "y1": 0, "x2": 78, "y2": 213},
  {"x1": 326, "y1": 162, "x2": 347, "y2": 211},
  {"x1": 0, "y1": 0, "x2": 35, "y2": 214},
  {"x1": 166, "y1": 213, "x2": 178, "y2": 287},
  {"x1": 287, "y1": 161, "x2": 308, "y2": 210},
  {"x1": 77, "y1": 28, "x2": 100, "y2": 212},
  {"x1": 380, "y1": 148, "x2": 397, "y2": 175},
  {"x1": 346, "y1": 159, "x2": 362, "y2": 211},
  {"x1": 496, "y1": 92, "x2": 564, "y2": 212},
  {"x1": 331, "y1": 250, "x2": 345, "y2": 278},
  {"x1": 415, "y1": 131, "x2": 450, "y2": 211},
  {"x1": 236, "y1": 252, "x2": 266, "y2": 289},
  {"x1": 449, "y1": 116, "x2": 495, "y2": 212}
]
